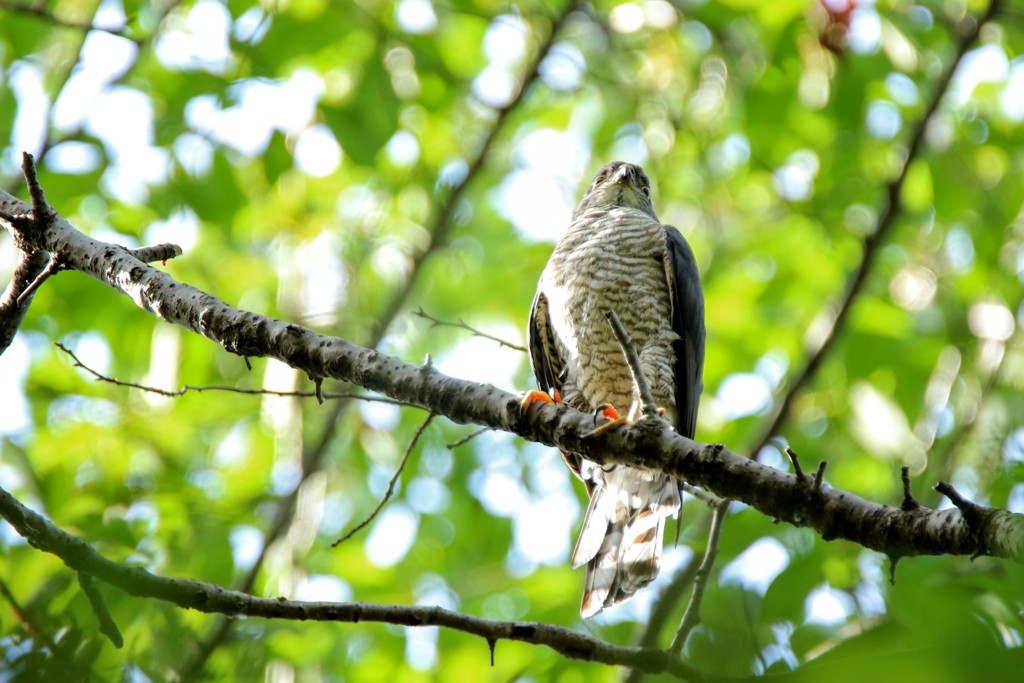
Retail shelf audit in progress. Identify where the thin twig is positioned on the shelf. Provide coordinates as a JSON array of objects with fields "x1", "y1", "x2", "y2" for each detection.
[
  {"x1": 414, "y1": 308, "x2": 526, "y2": 352},
  {"x1": 447, "y1": 426, "x2": 491, "y2": 450},
  {"x1": 605, "y1": 310, "x2": 658, "y2": 418},
  {"x1": 669, "y1": 500, "x2": 728, "y2": 654},
  {"x1": 55, "y1": 341, "x2": 418, "y2": 407},
  {"x1": 681, "y1": 482, "x2": 720, "y2": 507},
  {"x1": 16, "y1": 253, "x2": 62, "y2": 306},
  {"x1": 631, "y1": 555, "x2": 700, "y2": 651},
  {"x1": 900, "y1": 466, "x2": 919, "y2": 511},
  {"x1": 934, "y1": 481, "x2": 977, "y2": 519},
  {"x1": 332, "y1": 413, "x2": 435, "y2": 547}
]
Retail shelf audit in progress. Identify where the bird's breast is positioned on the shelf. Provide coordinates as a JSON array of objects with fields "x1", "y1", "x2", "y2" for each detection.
[{"x1": 541, "y1": 208, "x2": 678, "y2": 417}]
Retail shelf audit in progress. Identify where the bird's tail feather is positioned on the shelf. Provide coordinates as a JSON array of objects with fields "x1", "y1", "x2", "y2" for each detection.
[{"x1": 573, "y1": 466, "x2": 680, "y2": 618}]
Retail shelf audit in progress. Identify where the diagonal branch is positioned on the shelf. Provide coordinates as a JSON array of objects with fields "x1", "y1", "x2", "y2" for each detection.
[
  {"x1": 631, "y1": 0, "x2": 1007, "y2": 661},
  {"x1": 627, "y1": 0, "x2": 1006, "y2": 657},
  {"x1": 3, "y1": 171, "x2": 1023, "y2": 566},
  {"x1": 748, "y1": 0, "x2": 1004, "y2": 457},
  {"x1": 669, "y1": 500, "x2": 728, "y2": 654}
]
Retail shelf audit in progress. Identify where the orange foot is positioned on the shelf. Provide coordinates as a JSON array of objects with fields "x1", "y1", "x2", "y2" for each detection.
[
  {"x1": 590, "y1": 403, "x2": 627, "y2": 437},
  {"x1": 589, "y1": 403, "x2": 667, "y2": 437},
  {"x1": 519, "y1": 388, "x2": 562, "y2": 413}
]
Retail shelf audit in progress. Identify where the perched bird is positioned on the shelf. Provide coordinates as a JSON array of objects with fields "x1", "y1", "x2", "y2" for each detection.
[{"x1": 524, "y1": 161, "x2": 705, "y2": 618}]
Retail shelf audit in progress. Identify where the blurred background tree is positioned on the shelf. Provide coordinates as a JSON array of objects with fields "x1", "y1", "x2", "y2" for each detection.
[{"x1": 1, "y1": 0, "x2": 1023, "y2": 680}]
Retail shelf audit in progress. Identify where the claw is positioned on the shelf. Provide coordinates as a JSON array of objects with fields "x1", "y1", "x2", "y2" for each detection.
[
  {"x1": 593, "y1": 403, "x2": 620, "y2": 424},
  {"x1": 519, "y1": 388, "x2": 561, "y2": 414},
  {"x1": 587, "y1": 402, "x2": 629, "y2": 437},
  {"x1": 587, "y1": 402, "x2": 666, "y2": 437}
]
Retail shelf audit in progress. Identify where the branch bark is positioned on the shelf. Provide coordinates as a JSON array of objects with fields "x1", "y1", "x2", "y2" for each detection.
[{"x1": 2, "y1": 167, "x2": 1022, "y2": 569}]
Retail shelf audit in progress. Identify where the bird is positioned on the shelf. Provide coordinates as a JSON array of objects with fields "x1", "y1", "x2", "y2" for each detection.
[{"x1": 523, "y1": 161, "x2": 705, "y2": 618}]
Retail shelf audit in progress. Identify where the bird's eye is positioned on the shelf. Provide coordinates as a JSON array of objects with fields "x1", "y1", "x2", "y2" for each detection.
[{"x1": 641, "y1": 185, "x2": 651, "y2": 197}]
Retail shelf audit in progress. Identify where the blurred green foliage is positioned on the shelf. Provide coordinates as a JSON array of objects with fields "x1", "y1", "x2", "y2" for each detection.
[{"x1": 2, "y1": 0, "x2": 1024, "y2": 680}]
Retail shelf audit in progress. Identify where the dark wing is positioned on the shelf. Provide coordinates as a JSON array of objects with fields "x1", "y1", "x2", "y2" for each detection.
[
  {"x1": 527, "y1": 289, "x2": 564, "y2": 401},
  {"x1": 663, "y1": 225, "x2": 705, "y2": 439},
  {"x1": 528, "y1": 287, "x2": 590, "y2": 486}
]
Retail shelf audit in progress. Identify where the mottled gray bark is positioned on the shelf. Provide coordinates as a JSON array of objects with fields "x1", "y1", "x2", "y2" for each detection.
[{"x1": 2, "y1": 171, "x2": 1022, "y2": 567}]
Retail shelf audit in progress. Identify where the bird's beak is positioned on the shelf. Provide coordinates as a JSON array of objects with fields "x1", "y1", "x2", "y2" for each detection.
[{"x1": 612, "y1": 164, "x2": 637, "y2": 185}]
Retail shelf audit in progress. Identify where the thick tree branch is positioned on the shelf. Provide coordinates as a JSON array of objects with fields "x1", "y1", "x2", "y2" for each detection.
[
  {"x1": 2, "y1": 174, "x2": 1022, "y2": 567},
  {"x1": 0, "y1": 484, "x2": 710, "y2": 681}
]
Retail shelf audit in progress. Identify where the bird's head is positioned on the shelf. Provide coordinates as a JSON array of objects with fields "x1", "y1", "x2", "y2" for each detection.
[{"x1": 573, "y1": 161, "x2": 657, "y2": 220}]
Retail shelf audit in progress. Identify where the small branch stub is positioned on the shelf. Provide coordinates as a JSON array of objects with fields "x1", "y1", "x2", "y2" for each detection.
[
  {"x1": 130, "y1": 243, "x2": 183, "y2": 264},
  {"x1": 935, "y1": 481, "x2": 988, "y2": 558},
  {"x1": 785, "y1": 447, "x2": 805, "y2": 481},
  {"x1": 22, "y1": 153, "x2": 53, "y2": 224},
  {"x1": 901, "y1": 466, "x2": 920, "y2": 511},
  {"x1": 78, "y1": 571, "x2": 123, "y2": 648},
  {"x1": 888, "y1": 555, "x2": 900, "y2": 585},
  {"x1": 935, "y1": 481, "x2": 977, "y2": 520},
  {"x1": 813, "y1": 461, "x2": 828, "y2": 492}
]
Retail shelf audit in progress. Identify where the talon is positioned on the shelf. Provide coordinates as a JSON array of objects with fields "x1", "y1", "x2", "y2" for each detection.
[
  {"x1": 587, "y1": 403, "x2": 628, "y2": 437},
  {"x1": 597, "y1": 403, "x2": 620, "y2": 421},
  {"x1": 519, "y1": 388, "x2": 561, "y2": 414}
]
